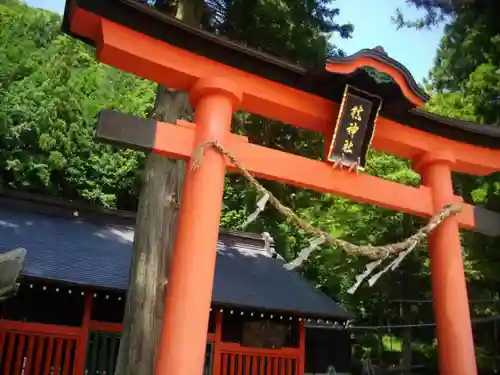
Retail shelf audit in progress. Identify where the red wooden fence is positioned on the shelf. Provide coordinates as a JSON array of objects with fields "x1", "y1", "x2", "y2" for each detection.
[
  {"x1": 217, "y1": 344, "x2": 300, "y2": 375},
  {"x1": 0, "y1": 312, "x2": 305, "y2": 375},
  {"x1": 0, "y1": 320, "x2": 80, "y2": 375}
]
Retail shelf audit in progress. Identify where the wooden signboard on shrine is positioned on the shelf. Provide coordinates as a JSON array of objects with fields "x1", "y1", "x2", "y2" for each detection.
[{"x1": 327, "y1": 85, "x2": 382, "y2": 170}]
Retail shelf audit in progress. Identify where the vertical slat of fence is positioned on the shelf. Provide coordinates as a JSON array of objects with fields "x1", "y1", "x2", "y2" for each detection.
[
  {"x1": 43, "y1": 337, "x2": 54, "y2": 375},
  {"x1": 63, "y1": 340, "x2": 73, "y2": 375},
  {"x1": 99, "y1": 334, "x2": 107, "y2": 374},
  {"x1": 54, "y1": 338, "x2": 64, "y2": 375},
  {"x1": 251, "y1": 356, "x2": 258, "y2": 375},
  {"x1": 236, "y1": 353, "x2": 242, "y2": 375},
  {"x1": 4, "y1": 333, "x2": 16, "y2": 375},
  {"x1": 221, "y1": 353, "x2": 228, "y2": 375},
  {"x1": 25, "y1": 335, "x2": 36, "y2": 375},
  {"x1": 88, "y1": 332, "x2": 99, "y2": 375},
  {"x1": 94, "y1": 333, "x2": 100, "y2": 374},
  {"x1": 33, "y1": 336, "x2": 45, "y2": 375},
  {"x1": 13, "y1": 334, "x2": 25, "y2": 375},
  {"x1": 107, "y1": 336, "x2": 117, "y2": 375},
  {"x1": 267, "y1": 356, "x2": 273, "y2": 375},
  {"x1": 245, "y1": 354, "x2": 251, "y2": 375},
  {"x1": 229, "y1": 352, "x2": 236, "y2": 374},
  {"x1": 258, "y1": 354, "x2": 265, "y2": 375},
  {"x1": 286, "y1": 358, "x2": 292, "y2": 375},
  {"x1": 0, "y1": 330, "x2": 5, "y2": 367}
]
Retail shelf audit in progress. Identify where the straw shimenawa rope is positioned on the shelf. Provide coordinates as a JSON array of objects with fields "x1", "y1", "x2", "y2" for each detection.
[{"x1": 191, "y1": 140, "x2": 463, "y2": 262}]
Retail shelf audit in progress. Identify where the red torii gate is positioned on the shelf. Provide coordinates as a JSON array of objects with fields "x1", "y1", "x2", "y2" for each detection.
[{"x1": 63, "y1": 1, "x2": 500, "y2": 374}]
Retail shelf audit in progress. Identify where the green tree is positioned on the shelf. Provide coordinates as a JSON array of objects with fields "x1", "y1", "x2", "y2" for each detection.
[{"x1": 0, "y1": 0, "x2": 154, "y2": 207}]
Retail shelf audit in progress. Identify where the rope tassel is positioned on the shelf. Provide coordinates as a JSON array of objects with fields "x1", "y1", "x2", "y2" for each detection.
[
  {"x1": 347, "y1": 259, "x2": 384, "y2": 295},
  {"x1": 366, "y1": 240, "x2": 419, "y2": 288},
  {"x1": 284, "y1": 236, "x2": 326, "y2": 271},
  {"x1": 240, "y1": 193, "x2": 270, "y2": 230}
]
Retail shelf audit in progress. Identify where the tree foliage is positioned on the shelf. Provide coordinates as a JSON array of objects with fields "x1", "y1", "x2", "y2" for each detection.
[
  {"x1": 395, "y1": 0, "x2": 500, "y2": 31},
  {"x1": 0, "y1": 0, "x2": 155, "y2": 208}
]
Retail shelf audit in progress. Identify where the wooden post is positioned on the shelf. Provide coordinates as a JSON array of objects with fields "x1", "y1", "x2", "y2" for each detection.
[
  {"x1": 298, "y1": 321, "x2": 306, "y2": 375},
  {"x1": 74, "y1": 290, "x2": 93, "y2": 375},
  {"x1": 212, "y1": 310, "x2": 223, "y2": 375},
  {"x1": 415, "y1": 150, "x2": 477, "y2": 375},
  {"x1": 154, "y1": 77, "x2": 242, "y2": 375}
]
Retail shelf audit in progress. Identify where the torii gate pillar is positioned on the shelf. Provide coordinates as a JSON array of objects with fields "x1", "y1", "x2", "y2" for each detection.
[
  {"x1": 154, "y1": 77, "x2": 243, "y2": 375},
  {"x1": 415, "y1": 150, "x2": 477, "y2": 375}
]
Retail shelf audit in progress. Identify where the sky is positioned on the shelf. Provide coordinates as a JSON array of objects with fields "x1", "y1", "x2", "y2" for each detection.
[
  {"x1": 334, "y1": 0, "x2": 444, "y2": 83},
  {"x1": 25, "y1": 0, "x2": 444, "y2": 83}
]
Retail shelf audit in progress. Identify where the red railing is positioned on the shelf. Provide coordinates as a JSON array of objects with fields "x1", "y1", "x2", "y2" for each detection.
[
  {"x1": 0, "y1": 312, "x2": 305, "y2": 375},
  {"x1": 0, "y1": 320, "x2": 80, "y2": 375},
  {"x1": 217, "y1": 343, "x2": 300, "y2": 375}
]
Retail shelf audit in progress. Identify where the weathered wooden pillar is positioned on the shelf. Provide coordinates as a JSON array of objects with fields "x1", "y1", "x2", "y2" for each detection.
[
  {"x1": 154, "y1": 77, "x2": 242, "y2": 375},
  {"x1": 414, "y1": 150, "x2": 477, "y2": 375}
]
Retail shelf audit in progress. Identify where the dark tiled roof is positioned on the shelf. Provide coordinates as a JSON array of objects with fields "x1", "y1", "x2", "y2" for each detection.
[{"x1": 0, "y1": 205, "x2": 352, "y2": 320}]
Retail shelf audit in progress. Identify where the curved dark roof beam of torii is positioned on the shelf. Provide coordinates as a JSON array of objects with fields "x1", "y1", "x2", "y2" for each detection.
[
  {"x1": 325, "y1": 47, "x2": 430, "y2": 107},
  {"x1": 324, "y1": 48, "x2": 500, "y2": 149}
]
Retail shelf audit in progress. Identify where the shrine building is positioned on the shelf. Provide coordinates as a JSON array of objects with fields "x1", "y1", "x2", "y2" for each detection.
[{"x1": 0, "y1": 191, "x2": 353, "y2": 375}]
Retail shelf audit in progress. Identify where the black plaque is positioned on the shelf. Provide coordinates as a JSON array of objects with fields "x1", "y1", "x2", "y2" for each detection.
[
  {"x1": 241, "y1": 320, "x2": 288, "y2": 349},
  {"x1": 327, "y1": 85, "x2": 382, "y2": 170}
]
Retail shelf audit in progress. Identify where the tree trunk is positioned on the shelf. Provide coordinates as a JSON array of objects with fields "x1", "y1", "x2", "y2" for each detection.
[
  {"x1": 113, "y1": 88, "x2": 190, "y2": 375},
  {"x1": 114, "y1": 2, "x2": 204, "y2": 374}
]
